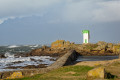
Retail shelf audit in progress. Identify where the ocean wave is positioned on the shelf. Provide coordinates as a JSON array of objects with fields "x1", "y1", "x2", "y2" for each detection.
[
  {"x1": 29, "y1": 45, "x2": 39, "y2": 48},
  {"x1": 0, "y1": 56, "x2": 56, "y2": 72},
  {"x1": 7, "y1": 45, "x2": 19, "y2": 48},
  {"x1": 4, "y1": 52, "x2": 14, "y2": 58},
  {"x1": 0, "y1": 57, "x2": 31, "y2": 63}
]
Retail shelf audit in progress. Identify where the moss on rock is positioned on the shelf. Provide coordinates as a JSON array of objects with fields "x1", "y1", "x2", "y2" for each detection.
[
  {"x1": 51, "y1": 40, "x2": 73, "y2": 49},
  {"x1": 87, "y1": 67, "x2": 106, "y2": 79},
  {"x1": 6, "y1": 72, "x2": 23, "y2": 79}
]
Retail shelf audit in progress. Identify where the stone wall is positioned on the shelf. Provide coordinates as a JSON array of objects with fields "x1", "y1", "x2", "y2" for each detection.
[
  {"x1": 0, "y1": 50, "x2": 78, "y2": 79},
  {"x1": 47, "y1": 50, "x2": 78, "y2": 69}
]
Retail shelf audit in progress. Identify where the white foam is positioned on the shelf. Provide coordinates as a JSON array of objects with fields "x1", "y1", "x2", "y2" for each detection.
[
  {"x1": 12, "y1": 61, "x2": 38, "y2": 67},
  {"x1": 29, "y1": 45, "x2": 39, "y2": 48},
  {"x1": 0, "y1": 69, "x2": 21, "y2": 72},
  {"x1": 0, "y1": 57, "x2": 31, "y2": 63},
  {"x1": 0, "y1": 56, "x2": 56, "y2": 72},
  {"x1": 8, "y1": 45, "x2": 19, "y2": 48},
  {"x1": 4, "y1": 52, "x2": 14, "y2": 58}
]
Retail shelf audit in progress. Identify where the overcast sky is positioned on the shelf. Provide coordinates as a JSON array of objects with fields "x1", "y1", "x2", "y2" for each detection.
[{"x1": 0, "y1": 0, "x2": 120, "y2": 45}]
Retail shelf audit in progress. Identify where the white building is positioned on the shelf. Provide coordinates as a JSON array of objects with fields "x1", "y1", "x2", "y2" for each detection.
[{"x1": 82, "y1": 30, "x2": 90, "y2": 44}]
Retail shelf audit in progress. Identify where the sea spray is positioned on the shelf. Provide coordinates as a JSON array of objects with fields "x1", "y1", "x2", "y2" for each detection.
[
  {"x1": 7, "y1": 45, "x2": 19, "y2": 48},
  {"x1": 4, "y1": 52, "x2": 14, "y2": 58},
  {"x1": 0, "y1": 56, "x2": 56, "y2": 72}
]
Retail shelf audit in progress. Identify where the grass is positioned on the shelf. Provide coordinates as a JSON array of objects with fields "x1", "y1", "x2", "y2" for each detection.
[
  {"x1": 6, "y1": 61, "x2": 120, "y2": 80},
  {"x1": 7, "y1": 65, "x2": 93, "y2": 80}
]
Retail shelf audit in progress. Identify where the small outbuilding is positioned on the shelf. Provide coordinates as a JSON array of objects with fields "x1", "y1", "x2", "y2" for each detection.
[{"x1": 82, "y1": 30, "x2": 90, "y2": 44}]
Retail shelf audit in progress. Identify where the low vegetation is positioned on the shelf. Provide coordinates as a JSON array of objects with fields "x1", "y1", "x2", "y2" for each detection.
[
  {"x1": 7, "y1": 66, "x2": 93, "y2": 80},
  {"x1": 6, "y1": 60, "x2": 120, "y2": 80}
]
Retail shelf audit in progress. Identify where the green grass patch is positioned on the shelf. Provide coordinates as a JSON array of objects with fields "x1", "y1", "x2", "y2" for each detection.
[{"x1": 7, "y1": 65, "x2": 93, "y2": 80}]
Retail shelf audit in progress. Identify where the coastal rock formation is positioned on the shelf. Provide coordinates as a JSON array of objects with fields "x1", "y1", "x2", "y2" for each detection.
[
  {"x1": 74, "y1": 41, "x2": 120, "y2": 55},
  {"x1": 113, "y1": 45, "x2": 120, "y2": 54},
  {"x1": 6, "y1": 72, "x2": 23, "y2": 79},
  {"x1": 26, "y1": 40, "x2": 75, "y2": 57},
  {"x1": 87, "y1": 67, "x2": 106, "y2": 79},
  {"x1": 26, "y1": 46, "x2": 67, "y2": 57},
  {"x1": 0, "y1": 54, "x2": 5, "y2": 58},
  {"x1": 25, "y1": 40, "x2": 120, "y2": 57},
  {"x1": 51, "y1": 40, "x2": 74, "y2": 49}
]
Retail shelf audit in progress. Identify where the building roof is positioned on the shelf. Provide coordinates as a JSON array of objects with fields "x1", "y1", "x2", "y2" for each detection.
[{"x1": 82, "y1": 30, "x2": 90, "y2": 34}]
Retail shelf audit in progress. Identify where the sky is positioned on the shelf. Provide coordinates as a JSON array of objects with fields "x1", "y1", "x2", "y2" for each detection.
[{"x1": 0, "y1": 0, "x2": 120, "y2": 45}]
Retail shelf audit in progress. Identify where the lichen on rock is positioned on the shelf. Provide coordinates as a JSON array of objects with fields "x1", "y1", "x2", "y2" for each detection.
[
  {"x1": 6, "y1": 72, "x2": 23, "y2": 79},
  {"x1": 51, "y1": 40, "x2": 73, "y2": 49},
  {"x1": 87, "y1": 67, "x2": 106, "y2": 79}
]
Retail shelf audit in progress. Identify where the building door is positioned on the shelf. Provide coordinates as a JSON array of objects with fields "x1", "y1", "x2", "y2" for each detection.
[{"x1": 85, "y1": 39, "x2": 87, "y2": 43}]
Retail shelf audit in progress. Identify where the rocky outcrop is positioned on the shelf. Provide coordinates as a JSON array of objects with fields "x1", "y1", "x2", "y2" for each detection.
[
  {"x1": 87, "y1": 67, "x2": 107, "y2": 79},
  {"x1": 0, "y1": 54, "x2": 5, "y2": 58},
  {"x1": 24, "y1": 41, "x2": 120, "y2": 57},
  {"x1": 113, "y1": 45, "x2": 120, "y2": 54},
  {"x1": 26, "y1": 47, "x2": 67, "y2": 57},
  {"x1": 6, "y1": 72, "x2": 23, "y2": 79},
  {"x1": 73, "y1": 41, "x2": 120, "y2": 56},
  {"x1": 51, "y1": 40, "x2": 74, "y2": 49}
]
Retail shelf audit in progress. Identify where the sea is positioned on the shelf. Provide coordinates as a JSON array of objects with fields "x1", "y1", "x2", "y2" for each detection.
[
  {"x1": 0, "y1": 45, "x2": 42, "y2": 54},
  {"x1": 0, "y1": 45, "x2": 56, "y2": 72},
  {"x1": 76, "y1": 56, "x2": 119, "y2": 61}
]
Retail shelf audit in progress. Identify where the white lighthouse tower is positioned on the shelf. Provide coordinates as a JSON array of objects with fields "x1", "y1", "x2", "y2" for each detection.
[{"x1": 82, "y1": 30, "x2": 90, "y2": 44}]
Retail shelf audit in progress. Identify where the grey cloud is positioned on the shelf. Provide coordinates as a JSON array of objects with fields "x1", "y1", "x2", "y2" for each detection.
[
  {"x1": 0, "y1": 0, "x2": 61, "y2": 24},
  {"x1": 61, "y1": 0, "x2": 120, "y2": 23},
  {"x1": 0, "y1": 0, "x2": 120, "y2": 24},
  {"x1": 92, "y1": 0, "x2": 120, "y2": 22}
]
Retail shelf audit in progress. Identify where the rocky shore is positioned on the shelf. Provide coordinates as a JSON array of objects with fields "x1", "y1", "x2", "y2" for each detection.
[
  {"x1": 23, "y1": 40, "x2": 120, "y2": 57},
  {"x1": 1, "y1": 40, "x2": 119, "y2": 58}
]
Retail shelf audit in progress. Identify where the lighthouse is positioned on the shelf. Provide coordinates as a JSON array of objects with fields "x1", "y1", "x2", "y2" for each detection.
[{"x1": 82, "y1": 30, "x2": 90, "y2": 44}]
